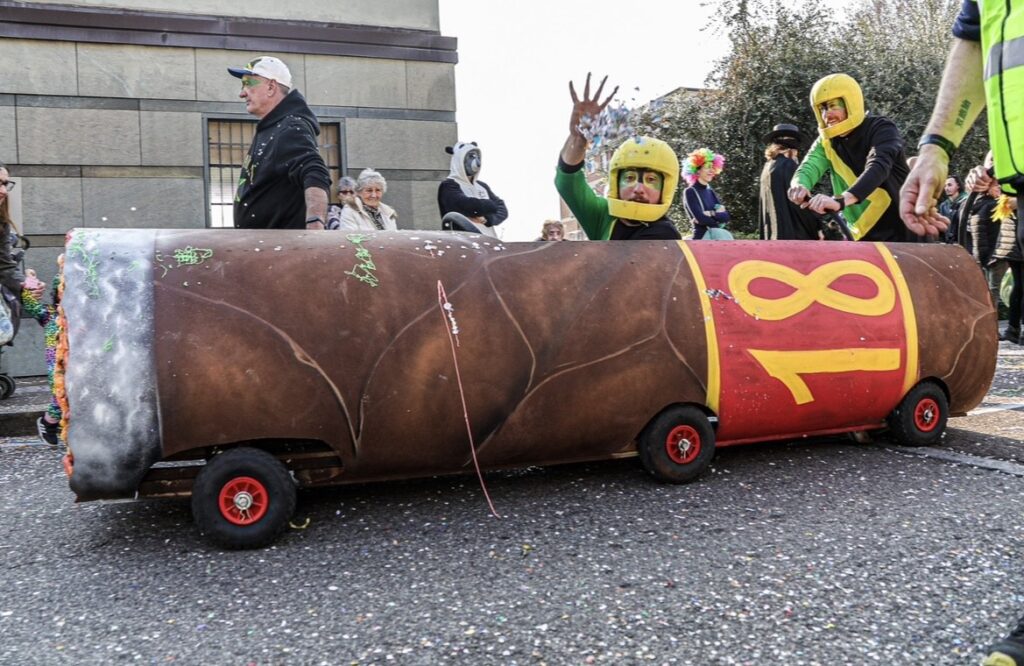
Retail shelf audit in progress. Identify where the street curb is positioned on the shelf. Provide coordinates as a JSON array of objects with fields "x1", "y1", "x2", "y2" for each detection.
[
  {"x1": 0, "y1": 377, "x2": 52, "y2": 437},
  {"x1": 0, "y1": 411, "x2": 44, "y2": 437}
]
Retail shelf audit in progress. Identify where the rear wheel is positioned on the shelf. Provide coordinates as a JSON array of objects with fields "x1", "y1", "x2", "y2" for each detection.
[
  {"x1": 886, "y1": 381, "x2": 948, "y2": 447},
  {"x1": 637, "y1": 406, "x2": 716, "y2": 483},
  {"x1": 0, "y1": 374, "x2": 16, "y2": 399},
  {"x1": 192, "y1": 447, "x2": 296, "y2": 549}
]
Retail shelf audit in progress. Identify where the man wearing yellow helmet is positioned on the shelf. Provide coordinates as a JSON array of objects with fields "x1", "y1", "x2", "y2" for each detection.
[
  {"x1": 787, "y1": 73, "x2": 913, "y2": 242},
  {"x1": 554, "y1": 74, "x2": 682, "y2": 240}
]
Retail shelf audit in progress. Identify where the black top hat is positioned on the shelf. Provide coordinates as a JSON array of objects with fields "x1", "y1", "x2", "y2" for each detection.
[{"x1": 762, "y1": 123, "x2": 807, "y2": 149}]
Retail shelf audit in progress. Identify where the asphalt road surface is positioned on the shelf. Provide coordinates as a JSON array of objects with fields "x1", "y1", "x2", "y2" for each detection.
[{"x1": 1, "y1": 342, "x2": 1022, "y2": 666}]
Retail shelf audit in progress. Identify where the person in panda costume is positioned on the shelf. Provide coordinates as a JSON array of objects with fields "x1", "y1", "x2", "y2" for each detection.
[{"x1": 437, "y1": 141, "x2": 508, "y2": 236}]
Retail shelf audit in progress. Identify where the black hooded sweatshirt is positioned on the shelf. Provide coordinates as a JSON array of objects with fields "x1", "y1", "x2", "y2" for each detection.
[{"x1": 233, "y1": 90, "x2": 331, "y2": 229}]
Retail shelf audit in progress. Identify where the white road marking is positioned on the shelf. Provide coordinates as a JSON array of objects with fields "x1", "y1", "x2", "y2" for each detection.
[
  {"x1": 965, "y1": 403, "x2": 1024, "y2": 416},
  {"x1": 885, "y1": 445, "x2": 1024, "y2": 477}
]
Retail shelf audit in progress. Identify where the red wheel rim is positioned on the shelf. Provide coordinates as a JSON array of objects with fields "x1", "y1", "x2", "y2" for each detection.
[
  {"x1": 913, "y1": 398, "x2": 941, "y2": 433},
  {"x1": 218, "y1": 476, "x2": 269, "y2": 525},
  {"x1": 665, "y1": 425, "x2": 701, "y2": 465}
]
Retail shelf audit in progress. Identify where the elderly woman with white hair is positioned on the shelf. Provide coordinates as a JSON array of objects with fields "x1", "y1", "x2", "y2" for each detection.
[{"x1": 336, "y1": 168, "x2": 398, "y2": 232}]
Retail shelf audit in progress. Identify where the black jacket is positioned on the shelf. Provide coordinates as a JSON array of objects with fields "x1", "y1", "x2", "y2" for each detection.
[
  {"x1": 759, "y1": 155, "x2": 820, "y2": 240},
  {"x1": 969, "y1": 195, "x2": 1002, "y2": 265},
  {"x1": 608, "y1": 218, "x2": 680, "y2": 240},
  {"x1": 437, "y1": 179, "x2": 508, "y2": 228},
  {"x1": 828, "y1": 114, "x2": 912, "y2": 242},
  {"x1": 233, "y1": 90, "x2": 331, "y2": 229}
]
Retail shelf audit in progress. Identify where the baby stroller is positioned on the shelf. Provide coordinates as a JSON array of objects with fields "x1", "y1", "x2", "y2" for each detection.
[
  {"x1": 0, "y1": 355, "x2": 16, "y2": 399},
  {"x1": 441, "y1": 212, "x2": 483, "y2": 233},
  {"x1": 0, "y1": 232, "x2": 32, "y2": 400}
]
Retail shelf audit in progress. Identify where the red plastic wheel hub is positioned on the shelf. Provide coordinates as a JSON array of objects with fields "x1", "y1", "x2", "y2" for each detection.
[
  {"x1": 913, "y1": 398, "x2": 940, "y2": 433},
  {"x1": 218, "y1": 476, "x2": 269, "y2": 525},
  {"x1": 665, "y1": 425, "x2": 701, "y2": 465}
]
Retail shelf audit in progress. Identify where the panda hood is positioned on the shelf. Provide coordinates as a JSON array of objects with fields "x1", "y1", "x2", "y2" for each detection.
[{"x1": 446, "y1": 141, "x2": 488, "y2": 199}]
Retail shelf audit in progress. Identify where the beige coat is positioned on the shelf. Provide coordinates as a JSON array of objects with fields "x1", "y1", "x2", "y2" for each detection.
[{"x1": 337, "y1": 198, "x2": 398, "y2": 232}]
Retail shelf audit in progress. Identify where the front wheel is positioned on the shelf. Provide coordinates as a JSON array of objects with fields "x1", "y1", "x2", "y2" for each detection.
[
  {"x1": 886, "y1": 381, "x2": 948, "y2": 447},
  {"x1": 192, "y1": 447, "x2": 296, "y2": 549},
  {"x1": 637, "y1": 406, "x2": 716, "y2": 484}
]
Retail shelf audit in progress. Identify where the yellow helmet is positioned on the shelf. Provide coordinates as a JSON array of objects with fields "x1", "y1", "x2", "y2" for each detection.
[
  {"x1": 810, "y1": 73, "x2": 865, "y2": 139},
  {"x1": 607, "y1": 137, "x2": 680, "y2": 222}
]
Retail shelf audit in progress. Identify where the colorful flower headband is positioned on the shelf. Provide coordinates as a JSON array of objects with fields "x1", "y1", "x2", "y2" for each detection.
[{"x1": 683, "y1": 148, "x2": 725, "y2": 185}]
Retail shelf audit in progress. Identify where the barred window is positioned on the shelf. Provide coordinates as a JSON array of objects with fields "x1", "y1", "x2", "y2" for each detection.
[{"x1": 206, "y1": 119, "x2": 342, "y2": 228}]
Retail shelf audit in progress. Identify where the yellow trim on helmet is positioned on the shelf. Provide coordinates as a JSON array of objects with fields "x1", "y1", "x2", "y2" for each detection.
[
  {"x1": 811, "y1": 73, "x2": 865, "y2": 140},
  {"x1": 608, "y1": 137, "x2": 680, "y2": 223}
]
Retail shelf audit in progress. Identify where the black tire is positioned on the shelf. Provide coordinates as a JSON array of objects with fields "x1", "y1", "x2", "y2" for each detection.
[
  {"x1": 191, "y1": 447, "x2": 296, "y2": 549},
  {"x1": 441, "y1": 212, "x2": 482, "y2": 233},
  {"x1": 886, "y1": 381, "x2": 948, "y2": 447},
  {"x1": 637, "y1": 406, "x2": 716, "y2": 483},
  {"x1": 0, "y1": 374, "x2": 15, "y2": 400}
]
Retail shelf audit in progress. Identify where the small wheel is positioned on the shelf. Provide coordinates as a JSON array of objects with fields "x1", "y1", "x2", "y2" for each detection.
[
  {"x1": 886, "y1": 381, "x2": 948, "y2": 447},
  {"x1": 0, "y1": 374, "x2": 15, "y2": 399},
  {"x1": 192, "y1": 447, "x2": 296, "y2": 549},
  {"x1": 637, "y1": 405, "x2": 716, "y2": 483},
  {"x1": 441, "y1": 212, "x2": 483, "y2": 233}
]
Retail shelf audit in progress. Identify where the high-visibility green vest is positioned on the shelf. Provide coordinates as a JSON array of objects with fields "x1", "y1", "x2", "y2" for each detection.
[{"x1": 982, "y1": 1, "x2": 1024, "y2": 193}]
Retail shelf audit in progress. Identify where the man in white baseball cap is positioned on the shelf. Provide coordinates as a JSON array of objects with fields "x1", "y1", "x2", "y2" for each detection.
[
  {"x1": 228, "y1": 55, "x2": 293, "y2": 89},
  {"x1": 227, "y1": 55, "x2": 330, "y2": 230}
]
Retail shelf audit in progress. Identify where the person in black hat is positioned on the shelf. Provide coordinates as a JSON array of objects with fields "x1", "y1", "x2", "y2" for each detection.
[{"x1": 759, "y1": 123, "x2": 821, "y2": 240}]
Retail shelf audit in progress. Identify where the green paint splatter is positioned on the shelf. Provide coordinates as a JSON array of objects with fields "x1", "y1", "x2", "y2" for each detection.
[
  {"x1": 66, "y1": 232, "x2": 101, "y2": 299},
  {"x1": 173, "y1": 247, "x2": 214, "y2": 266},
  {"x1": 344, "y1": 234, "x2": 379, "y2": 287},
  {"x1": 155, "y1": 247, "x2": 214, "y2": 278}
]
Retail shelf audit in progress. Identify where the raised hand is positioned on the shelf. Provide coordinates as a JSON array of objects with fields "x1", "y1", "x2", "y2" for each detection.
[{"x1": 569, "y1": 73, "x2": 619, "y2": 137}]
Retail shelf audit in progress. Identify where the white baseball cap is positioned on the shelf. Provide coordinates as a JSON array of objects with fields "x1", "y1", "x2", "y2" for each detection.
[{"x1": 228, "y1": 56, "x2": 293, "y2": 89}]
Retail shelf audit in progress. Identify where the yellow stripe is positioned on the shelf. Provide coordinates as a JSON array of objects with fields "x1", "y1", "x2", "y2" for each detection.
[
  {"x1": 677, "y1": 241, "x2": 720, "y2": 413},
  {"x1": 876, "y1": 244, "x2": 919, "y2": 394},
  {"x1": 821, "y1": 139, "x2": 891, "y2": 240},
  {"x1": 748, "y1": 348, "x2": 902, "y2": 405}
]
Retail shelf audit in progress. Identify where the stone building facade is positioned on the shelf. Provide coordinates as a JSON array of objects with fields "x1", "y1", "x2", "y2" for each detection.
[{"x1": 0, "y1": 0, "x2": 457, "y2": 375}]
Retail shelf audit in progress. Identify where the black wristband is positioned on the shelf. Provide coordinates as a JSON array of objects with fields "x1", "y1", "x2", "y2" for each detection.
[
  {"x1": 832, "y1": 195, "x2": 846, "y2": 211},
  {"x1": 558, "y1": 157, "x2": 585, "y2": 174},
  {"x1": 918, "y1": 133, "x2": 957, "y2": 160}
]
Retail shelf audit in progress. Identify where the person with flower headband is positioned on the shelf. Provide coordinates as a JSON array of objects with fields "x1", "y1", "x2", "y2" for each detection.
[
  {"x1": 682, "y1": 148, "x2": 731, "y2": 239},
  {"x1": 788, "y1": 73, "x2": 912, "y2": 242},
  {"x1": 554, "y1": 73, "x2": 681, "y2": 241}
]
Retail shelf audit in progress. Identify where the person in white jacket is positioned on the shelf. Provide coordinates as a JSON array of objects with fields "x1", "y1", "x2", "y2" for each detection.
[{"x1": 336, "y1": 168, "x2": 398, "y2": 232}]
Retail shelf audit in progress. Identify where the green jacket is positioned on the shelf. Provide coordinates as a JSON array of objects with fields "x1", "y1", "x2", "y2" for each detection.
[{"x1": 554, "y1": 162, "x2": 680, "y2": 241}]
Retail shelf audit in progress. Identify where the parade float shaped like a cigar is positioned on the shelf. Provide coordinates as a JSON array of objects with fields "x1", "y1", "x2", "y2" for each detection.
[{"x1": 56, "y1": 229, "x2": 996, "y2": 548}]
